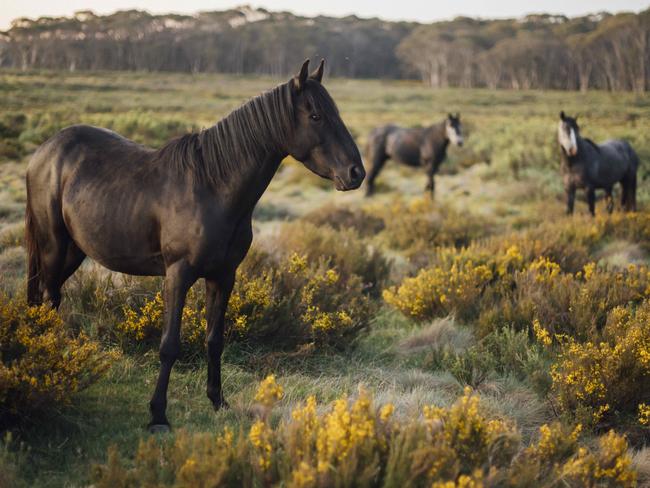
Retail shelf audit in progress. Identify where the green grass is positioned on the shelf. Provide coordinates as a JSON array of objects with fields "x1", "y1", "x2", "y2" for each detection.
[{"x1": 1, "y1": 69, "x2": 649, "y2": 486}]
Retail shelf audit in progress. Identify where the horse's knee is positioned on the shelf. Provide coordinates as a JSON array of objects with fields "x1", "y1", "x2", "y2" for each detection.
[{"x1": 159, "y1": 338, "x2": 180, "y2": 364}]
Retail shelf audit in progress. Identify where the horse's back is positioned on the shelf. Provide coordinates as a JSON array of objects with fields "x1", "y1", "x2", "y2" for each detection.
[
  {"x1": 27, "y1": 125, "x2": 148, "y2": 193},
  {"x1": 26, "y1": 125, "x2": 166, "y2": 275},
  {"x1": 599, "y1": 139, "x2": 638, "y2": 172}
]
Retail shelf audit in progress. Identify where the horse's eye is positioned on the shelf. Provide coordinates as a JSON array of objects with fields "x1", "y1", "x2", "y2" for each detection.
[{"x1": 310, "y1": 114, "x2": 321, "y2": 122}]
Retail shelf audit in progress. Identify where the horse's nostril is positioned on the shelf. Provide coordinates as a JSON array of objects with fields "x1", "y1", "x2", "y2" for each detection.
[{"x1": 349, "y1": 165, "x2": 364, "y2": 182}]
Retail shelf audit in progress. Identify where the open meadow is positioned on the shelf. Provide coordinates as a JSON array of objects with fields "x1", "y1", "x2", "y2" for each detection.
[{"x1": 2, "y1": 70, "x2": 650, "y2": 486}]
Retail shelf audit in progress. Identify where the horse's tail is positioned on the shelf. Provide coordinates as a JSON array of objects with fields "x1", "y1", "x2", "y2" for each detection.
[{"x1": 25, "y1": 182, "x2": 42, "y2": 305}]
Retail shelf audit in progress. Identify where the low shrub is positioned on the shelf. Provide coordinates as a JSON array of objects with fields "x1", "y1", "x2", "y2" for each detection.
[
  {"x1": 374, "y1": 198, "x2": 495, "y2": 261},
  {"x1": 0, "y1": 294, "x2": 111, "y2": 424},
  {"x1": 303, "y1": 204, "x2": 385, "y2": 237},
  {"x1": 0, "y1": 223, "x2": 24, "y2": 253},
  {"x1": 385, "y1": 227, "x2": 650, "y2": 341},
  {"x1": 382, "y1": 244, "x2": 524, "y2": 322},
  {"x1": 273, "y1": 221, "x2": 390, "y2": 295},
  {"x1": 425, "y1": 326, "x2": 547, "y2": 388},
  {"x1": 480, "y1": 260, "x2": 650, "y2": 340},
  {"x1": 93, "y1": 378, "x2": 636, "y2": 487},
  {"x1": 549, "y1": 303, "x2": 650, "y2": 429},
  {"x1": 116, "y1": 249, "x2": 371, "y2": 354}
]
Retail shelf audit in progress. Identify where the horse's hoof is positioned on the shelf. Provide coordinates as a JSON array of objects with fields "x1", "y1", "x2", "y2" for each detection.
[
  {"x1": 148, "y1": 423, "x2": 171, "y2": 434},
  {"x1": 213, "y1": 399, "x2": 230, "y2": 411}
]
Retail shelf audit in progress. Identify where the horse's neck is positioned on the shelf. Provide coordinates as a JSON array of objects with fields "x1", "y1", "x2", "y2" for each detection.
[
  {"x1": 426, "y1": 122, "x2": 449, "y2": 150},
  {"x1": 219, "y1": 151, "x2": 286, "y2": 216}
]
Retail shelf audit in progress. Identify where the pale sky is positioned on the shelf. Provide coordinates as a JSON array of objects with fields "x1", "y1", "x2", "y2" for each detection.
[{"x1": 1, "y1": 0, "x2": 648, "y2": 31}]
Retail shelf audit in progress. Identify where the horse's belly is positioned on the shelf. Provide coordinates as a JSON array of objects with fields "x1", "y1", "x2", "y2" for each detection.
[
  {"x1": 386, "y1": 131, "x2": 422, "y2": 167},
  {"x1": 61, "y1": 188, "x2": 165, "y2": 276}
]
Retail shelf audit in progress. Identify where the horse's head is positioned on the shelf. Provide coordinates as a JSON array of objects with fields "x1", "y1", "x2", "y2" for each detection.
[
  {"x1": 558, "y1": 111, "x2": 579, "y2": 156},
  {"x1": 288, "y1": 59, "x2": 365, "y2": 191},
  {"x1": 445, "y1": 113, "x2": 463, "y2": 147}
]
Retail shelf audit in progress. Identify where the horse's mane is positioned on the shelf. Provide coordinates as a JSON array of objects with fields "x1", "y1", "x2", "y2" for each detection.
[
  {"x1": 155, "y1": 81, "x2": 295, "y2": 186},
  {"x1": 582, "y1": 137, "x2": 601, "y2": 153}
]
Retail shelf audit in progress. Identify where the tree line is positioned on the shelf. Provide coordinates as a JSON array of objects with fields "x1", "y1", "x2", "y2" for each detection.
[{"x1": 0, "y1": 6, "x2": 648, "y2": 91}]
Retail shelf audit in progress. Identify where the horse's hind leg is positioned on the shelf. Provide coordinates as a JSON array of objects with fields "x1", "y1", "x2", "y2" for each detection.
[
  {"x1": 60, "y1": 242, "x2": 86, "y2": 285},
  {"x1": 35, "y1": 217, "x2": 79, "y2": 309},
  {"x1": 625, "y1": 173, "x2": 637, "y2": 212}
]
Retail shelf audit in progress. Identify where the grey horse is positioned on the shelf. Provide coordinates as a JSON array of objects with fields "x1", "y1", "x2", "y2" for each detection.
[{"x1": 558, "y1": 111, "x2": 639, "y2": 216}]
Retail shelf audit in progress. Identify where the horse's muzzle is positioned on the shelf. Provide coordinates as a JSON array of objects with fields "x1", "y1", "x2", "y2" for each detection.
[{"x1": 335, "y1": 164, "x2": 365, "y2": 191}]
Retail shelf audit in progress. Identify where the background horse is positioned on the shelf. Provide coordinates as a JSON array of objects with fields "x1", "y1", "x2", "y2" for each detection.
[
  {"x1": 558, "y1": 111, "x2": 639, "y2": 216},
  {"x1": 24, "y1": 59, "x2": 365, "y2": 432},
  {"x1": 364, "y1": 113, "x2": 463, "y2": 197}
]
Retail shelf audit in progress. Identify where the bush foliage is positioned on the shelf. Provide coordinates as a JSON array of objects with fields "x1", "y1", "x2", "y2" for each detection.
[
  {"x1": 0, "y1": 294, "x2": 111, "y2": 423},
  {"x1": 116, "y1": 249, "x2": 371, "y2": 354},
  {"x1": 93, "y1": 377, "x2": 636, "y2": 487}
]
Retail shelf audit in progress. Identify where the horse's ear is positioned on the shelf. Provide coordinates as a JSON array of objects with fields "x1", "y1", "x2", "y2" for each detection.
[
  {"x1": 560, "y1": 111, "x2": 566, "y2": 120},
  {"x1": 310, "y1": 59, "x2": 325, "y2": 83},
  {"x1": 447, "y1": 113, "x2": 453, "y2": 120},
  {"x1": 456, "y1": 112, "x2": 460, "y2": 120},
  {"x1": 293, "y1": 59, "x2": 310, "y2": 92}
]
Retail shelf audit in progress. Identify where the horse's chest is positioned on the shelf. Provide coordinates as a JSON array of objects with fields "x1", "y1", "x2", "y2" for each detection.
[
  {"x1": 564, "y1": 164, "x2": 587, "y2": 187},
  {"x1": 193, "y1": 217, "x2": 253, "y2": 275}
]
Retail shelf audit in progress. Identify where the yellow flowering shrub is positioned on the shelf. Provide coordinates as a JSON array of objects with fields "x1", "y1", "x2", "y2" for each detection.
[
  {"x1": 115, "y1": 286, "x2": 206, "y2": 355},
  {"x1": 386, "y1": 233, "x2": 650, "y2": 344},
  {"x1": 383, "y1": 245, "x2": 524, "y2": 322},
  {"x1": 93, "y1": 379, "x2": 636, "y2": 487},
  {"x1": 550, "y1": 302, "x2": 650, "y2": 428},
  {"x1": 115, "y1": 248, "x2": 371, "y2": 354},
  {"x1": 510, "y1": 423, "x2": 636, "y2": 487},
  {"x1": 226, "y1": 249, "x2": 371, "y2": 349},
  {"x1": 383, "y1": 260, "x2": 492, "y2": 321},
  {"x1": 0, "y1": 294, "x2": 111, "y2": 423},
  {"x1": 254, "y1": 374, "x2": 284, "y2": 409}
]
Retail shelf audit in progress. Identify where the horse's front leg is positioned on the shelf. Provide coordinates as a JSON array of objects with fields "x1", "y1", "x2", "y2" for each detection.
[
  {"x1": 148, "y1": 260, "x2": 194, "y2": 432},
  {"x1": 565, "y1": 186, "x2": 576, "y2": 215},
  {"x1": 423, "y1": 160, "x2": 436, "y2": 198},
  {"x1": 205, "y1": 271, "x2": 235, "y2": 410},
  {"x1": 605, "y1": 188, "x2": 614, "y2": 214},
  {"x1": 586, "y1": 187, "x2": 596, "y2": 217}
]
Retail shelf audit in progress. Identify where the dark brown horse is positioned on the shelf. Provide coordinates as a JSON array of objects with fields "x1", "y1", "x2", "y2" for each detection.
[
  {"x1": 558, "y1": 111, "x2": 638, "y2": 216},
  {"x1": 365, "y1": 114, "x2": 463, "y2": 197},
  {"x1": 24, "y1": 59, "x2": 365, "y2": 432}
]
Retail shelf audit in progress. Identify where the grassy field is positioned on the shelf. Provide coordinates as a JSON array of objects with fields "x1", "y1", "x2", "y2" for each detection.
[{"x1": 2, "y1": 70, "x2": 650, "y2": 486}]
